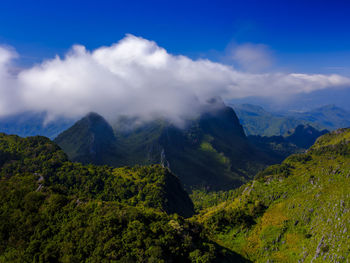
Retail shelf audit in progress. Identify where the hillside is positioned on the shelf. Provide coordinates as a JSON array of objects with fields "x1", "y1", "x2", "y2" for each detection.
[
  {"x1": 0, "y1": 133, "x2": 194, "y2": 217},
  {"x1": 55, "y1": 101, "x2": 274, "y2": 191},
  {"x1": 0, "y1": 133, "x2": 251, "y2": 262},
  {"x1": 247, "y1": 124, "x2": 328, "y2": 165},
  {"x1": 2, "y1": 127, "x2": 350, "y2": 262},
  {"x1": 285, "y1": 124, "x2": 329, "y2": 148},
  {"x1": 196, "y1": 128, "x2": 350, "y2": 262}
]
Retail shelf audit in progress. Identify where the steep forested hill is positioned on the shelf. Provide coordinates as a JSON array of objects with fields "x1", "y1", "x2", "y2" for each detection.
[
  {"x1": 0, "y1": 133, "x2": 247, "y2": 262},
  {"x1": 196, "y1": 128, "x2": 350, "y2": 262}
]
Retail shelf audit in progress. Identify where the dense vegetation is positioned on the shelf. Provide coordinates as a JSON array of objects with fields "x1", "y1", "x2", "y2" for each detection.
[
  {"x1": 0, "y1": 133, "x2": 248, "y2": 262},
  {"x1": 196, "y1": 128, "x2": 350, "y2": 262},
  {"x1": 1, "y1": 125, "x2": 350, "y2": 262}
]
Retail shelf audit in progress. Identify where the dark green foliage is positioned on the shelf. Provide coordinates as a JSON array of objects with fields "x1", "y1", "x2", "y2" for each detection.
[
  {"x1": 255, "y1": 163, "x2": 293, "y2": 181},
  {"x1": 190, "y1": 188, "x2": 241, "y2": 212},
  {"x1": 0, "y1": 133, "x2": 194, "y2": 217},
  {"x1": 0, "y1": 133, "x2": 247, "y2": 262}
]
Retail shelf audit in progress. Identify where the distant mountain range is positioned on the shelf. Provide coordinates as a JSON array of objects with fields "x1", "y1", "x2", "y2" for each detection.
[
  {"x1": 0, "y1": 112, "x2": 74, "y2": 139},
  {"x1": 231, "y1": 103, "x2": 350, "y2": 136},
  {"x1": 285, "y1": 104, "x2": 350, "y2": 131}
]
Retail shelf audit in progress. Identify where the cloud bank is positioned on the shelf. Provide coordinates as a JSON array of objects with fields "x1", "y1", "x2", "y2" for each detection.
[{"x1": 0, "y1": 34, "x2": 350, "y2": 123}]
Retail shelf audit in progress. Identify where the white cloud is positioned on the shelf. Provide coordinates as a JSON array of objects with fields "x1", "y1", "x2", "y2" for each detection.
[
  {"x1": 0, "y1": 35, "x2": 349, "y2": 123},
  {"x1": 0, "y1": 46, "x2": 21, "y2": 116},
  {"x1": 229, "y1": 43, "x2": 273, "y2": 72}
]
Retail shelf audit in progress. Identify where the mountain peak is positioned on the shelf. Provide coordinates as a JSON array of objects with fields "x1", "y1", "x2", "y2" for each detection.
[
  {"x1": 55, "y1": 112, "x2": 118, "y2": 165},
  {"x1": 286, "y1": 124, "x2": 329, "y2": 148},
  {"x1": 83, "y1": 112, "x2": 108, "y2": 124}
]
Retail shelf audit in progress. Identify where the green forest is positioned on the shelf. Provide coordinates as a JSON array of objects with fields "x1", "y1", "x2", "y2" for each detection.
[{"x1": 1, "y1": 127, "x2": 350, "y2": 262}]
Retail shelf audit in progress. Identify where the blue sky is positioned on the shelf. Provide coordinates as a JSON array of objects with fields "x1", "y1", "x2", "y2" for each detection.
[
  {"x1": 0, "y1": 0, "x2": 350, "y2": 117},
  {"x1": 1, "y1": 0, "x2": 350, "y2": 75}
]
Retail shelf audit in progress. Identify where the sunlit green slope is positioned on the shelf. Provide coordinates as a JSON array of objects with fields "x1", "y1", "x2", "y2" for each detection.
[{"x1": 197, "y1": 128, "x2": 350, "y2": 262}]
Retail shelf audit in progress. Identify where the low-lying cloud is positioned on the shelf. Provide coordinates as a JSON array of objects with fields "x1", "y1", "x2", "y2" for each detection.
[{"x1": 0, "y1": 34, "x2": 349, "y2": 123}]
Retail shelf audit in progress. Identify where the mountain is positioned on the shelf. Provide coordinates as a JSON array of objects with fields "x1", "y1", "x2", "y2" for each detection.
[
  {"x1": 231, "y1": 103, "x2": 312, "y2": 136},
  {"x1": 247, "y1": 135, "x2": 303, "y2": 163},
  {"x1": 55, "y1": 100, "x2": 274, "y2": 191},
  {"x1": 54, "y1": 112, "x2": 121, "y2": 166},
  {"x1": 0, "y1": 133, "x2": 249, "y2": 262},
  {"x1": 247, "y1": 124, "x2": 328, "y2": 165},
  {"x1": 0, "y1": 133, "x2": 194, "y2": 217},
  {"x1": 231, "y1": 103, "x2": 350, "y2": 137},
  {"x1": 0, "y1": 112, "x2": 74, "y2": 139},
  {"x1": 197, "y1": 128, "x2": 350, "y2": 262},
  {"x1": 286, "y1": 104, "x2": 350, "y2": 131},
  {"x1": 285, "y1": 124, "x2": 329, "y2": 148}
]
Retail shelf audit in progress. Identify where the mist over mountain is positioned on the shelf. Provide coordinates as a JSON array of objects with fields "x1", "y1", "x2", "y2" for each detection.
[{"x1": 55, "y1": 99, "x2": 277, "y2": 191}]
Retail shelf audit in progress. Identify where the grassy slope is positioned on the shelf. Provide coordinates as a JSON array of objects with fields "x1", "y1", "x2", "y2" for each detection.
[{"x1": 196, "y1": 128, "x2": 350, "y2": 262}]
